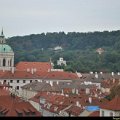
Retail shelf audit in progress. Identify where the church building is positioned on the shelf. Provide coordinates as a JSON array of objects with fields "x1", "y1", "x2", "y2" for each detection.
[{"x1": 0, "y1": 29, "x2": 14, "y2": 71}]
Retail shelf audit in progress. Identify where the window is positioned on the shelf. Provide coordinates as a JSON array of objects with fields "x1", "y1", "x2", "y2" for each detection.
[
  {"x1": 23, "y1": 80, "x2": 26, "y2": 83},
  {"x1": 31, "y1": 112, "x2": 35, "y2": 116},
  {"x1": 17, "y1": 80, "x2": 19, "y2": 83},
  {"x1": 3, "y1": 80, "x2": 6, "y2": 83},
  {"x1": 16, "y1": 109, "x2": 23, "y2": 116},
  {"x1": 17, "y1": 113, "x2": 23, "y2": 116},
  {"x1": 30, "y1": 80, "x2": 32, "y2": 83},
  {"x1": 25, "y1": 112, "x2": 30, "y2": 116},
  {"x1": 10, "y1": 80, "x2": 13, "y2": 83},
  {"x1": 102, "y1": 110, "x2": 104, "y2": 116},
  {"x1": 16, "y1": 86, "x2": 19, "y2": 90},
  {"x1": 10, "y1": 59, "x2": 12, "y2": 67},
  {"x1": 10, "y1": 86, "x2": 13, "y2": 88},
  {"x1": 3, "y1": 59, "x2": 6, "y2": 66},
  {"x1": 110, "y1": 112, "x2": 113, "y2": 116}
]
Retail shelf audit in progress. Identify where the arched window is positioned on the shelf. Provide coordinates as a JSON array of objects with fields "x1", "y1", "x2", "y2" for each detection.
[
  {"x1": 10, "y1": 59, "x2": 12, "y2": 67},
  {"x1": 3, "y1": 59, "x2": 6, "y2": 66},
  {"x1": 110, "y1": 112, "x2": 113, "y2": 116},
  {"x1": 8, "y1": 60, "x2": 9, "y2": 66}
]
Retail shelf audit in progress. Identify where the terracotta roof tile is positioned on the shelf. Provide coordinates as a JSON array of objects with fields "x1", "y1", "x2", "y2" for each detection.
[
  {"x1": 101, "y1": 96, "x2": 120, "y2": 111},
  {"x1": 16, "y1": 61, "x2": 52, "y2": 72},
  {"x1": 66, "y1": 105, "x2": 83, "y2": 116},
  {"x1": 89, "y1": 111, "x2": 100, "y2": 117},
  {"x1": 0, "y1": 95, "x2": 41, "y2": 116},
  {"x1": 0, "y1": 70, "x2": 79, "y2": 80}
]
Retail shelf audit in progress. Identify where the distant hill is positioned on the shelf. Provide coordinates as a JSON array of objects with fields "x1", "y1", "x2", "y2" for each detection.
[{"x1": 7, "y1": 30, "x2": 120, "y2": 72}]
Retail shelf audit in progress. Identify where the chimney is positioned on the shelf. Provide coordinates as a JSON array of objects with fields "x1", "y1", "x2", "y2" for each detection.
[
  {"x1": 90, "y1": 71, "x2": 93, "y2": 74},
  {"x1": 61, "y1": 89, "x2": 64, "y2": 95},
  {"x1": 31, "y1": 68, "x2": 34, "y2": 74},
  {"x1": 27, "y1": 68, "x2": 30, "y2": 72},
  {"x1": 76, "y1": 89, "x2": 79, "y2": 94},
  {"x1": 11, "y1": 68, "x2": 14, "y2": 74},
  {"x1": 72, "y1": 88, "x2": 75, "y2": 94},
  {"x1": 112, "y1": 79, "x2": 115, "y2": 83},
  {"x1": 56, "y1": 81, "x2": 59, "y2": 85},
  {"x1": 1, "y1": 81, "x2": 3, "y2": 84},
  {"x1": 45, "y1": 81, "x2": 47, "y2": 83},
  {"x1": 76, "y1": 71, "x2": 82, "y2": 78},
  {"x1": 50, "y1": 81, "x2": 53, "y2": 86},
  {"x1": 95, "y1": 72, "x2": 98, "y2": 78},
  {"x1": 111, "y1": 72, "x2": 114, "y2": 76},
  {"x1": 48, "y1": 69, "x2": 50, "y2": 72},
  {"x1": 119, "y1": 79, "x2": 120, "y2": 85},
  {"x1": 76, "y1": 101, "x2": 80, "y2": 107},
  {"x1": 33, "y1": 68, "x2": 37, "y2": 73},
  {"x1": 100, "y1": 72, "x2": 103, "y2": 74},
  {"x1": 95, "y1": 93, "x2": 98, "y2": 97},
  {"x1": 88, "y1": 97, "x2": 92, "y2": 104},
  {"x1": 86, "y1": 88, "x2": 90, "y2": 94},
  {"x1": 6, "y1": 87, "x2": 8, "y2": 90},
  {"x1": 65, "y1": 94, "x2": 69, "y2": 97},
  {"x1": 3, "y1": 68, "x2": 5, "y2": 72}
]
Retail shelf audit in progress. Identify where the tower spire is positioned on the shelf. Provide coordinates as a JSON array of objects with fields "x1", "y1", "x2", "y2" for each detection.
[
  {"x1": 1, "y1": 28, "x2": 4, "y2": 36},
  {"x1": 0, "y1": 28, "x2": 4, "y2": 38},
  {"x1": 0, "y1": 28, "x2": 6, "y2": 43}
]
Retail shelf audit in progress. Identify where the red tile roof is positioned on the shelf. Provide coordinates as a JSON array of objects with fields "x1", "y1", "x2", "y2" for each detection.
[
  {"x1": 45, "y1": 71, "x2": 79, "y2": 80},
  {"x1": 0, "y1": 95, "x2": 41, "y2": 116},
  {"x1": 0, "y1": 83, "x2": 10, "y2": 96},
  {"x1": 0, "y1": 70, "x2": 79, "y2": 80},
  {"x1": 89, "y1": 111, "x2": 100, "y2": 117},
  {"x1": 101, "y1": 79, "x2": 119, "y2": 88},
  {"x1": 15, "y1": 61, "x2": 52, "y2": 72},
  {"x1": 0, "y1": 88, "x2": 10, "y2": 96},
  {"x1": 101, "y1": 96, "x2": 120, "y2": 111},
  {"x1": 65, "y1": 105, "x2": 83, "y2": 116}
]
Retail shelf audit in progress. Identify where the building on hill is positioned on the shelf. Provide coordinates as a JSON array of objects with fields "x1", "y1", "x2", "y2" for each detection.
[
  {"x1": 54, "y1": 46, "x2": 63, "y2": 51},
  {"x1": 57, "y1": 57, "x2": 67, "y2": 66},
  {"x1": 96, "y1": 48, "x2": 104, "y2": 55}
]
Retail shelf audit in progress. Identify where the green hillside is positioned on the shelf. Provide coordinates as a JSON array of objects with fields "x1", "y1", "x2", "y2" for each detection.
[{"x1": 7, "y1": 30, "x2": 120, "y2": 72}]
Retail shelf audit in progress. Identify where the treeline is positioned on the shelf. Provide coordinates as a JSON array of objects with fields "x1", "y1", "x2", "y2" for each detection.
[{"x1": 7, "y1": 30, "x2": 120, "y2": 72}]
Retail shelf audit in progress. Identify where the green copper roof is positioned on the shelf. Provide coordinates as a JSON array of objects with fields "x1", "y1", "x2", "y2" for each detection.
[{"x1": 0, "y1": 44, "x2": 13, "y2": 52}]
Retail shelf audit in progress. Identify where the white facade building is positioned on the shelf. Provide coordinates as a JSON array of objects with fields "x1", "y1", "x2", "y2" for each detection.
[{"x1": 57, "y1": 57, "x2": 67, "y2": 66}]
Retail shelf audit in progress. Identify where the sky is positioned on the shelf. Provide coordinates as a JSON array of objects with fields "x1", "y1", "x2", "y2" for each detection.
[{"x1": 0, "y1": 0, "x2": 120, "y2": 37}]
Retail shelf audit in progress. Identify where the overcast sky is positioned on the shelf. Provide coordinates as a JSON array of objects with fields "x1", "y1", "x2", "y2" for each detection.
[{"x1": 0, "y1": 0, "x2": 120, "y2": 37}]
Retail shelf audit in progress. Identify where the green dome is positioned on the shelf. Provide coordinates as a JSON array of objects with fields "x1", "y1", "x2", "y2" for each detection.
[{"x1": 0, "y1": 44, "x2": 13, "y2": 52}]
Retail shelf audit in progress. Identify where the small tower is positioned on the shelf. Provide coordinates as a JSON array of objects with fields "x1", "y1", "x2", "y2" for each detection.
[
  {"x1": 0, "y1": 29, "x2": 14, "y2": 71},
  {"x1": 0, "y1": 28, "x2": 6, "y2": 44},
  {"x1": 49, "y1": 57, "x2": 54, "y2": 69}
]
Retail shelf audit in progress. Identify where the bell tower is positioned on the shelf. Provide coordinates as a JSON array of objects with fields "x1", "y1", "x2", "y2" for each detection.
[{"x1": 0, "y1": 29, "x2": 14, "y2": 71}]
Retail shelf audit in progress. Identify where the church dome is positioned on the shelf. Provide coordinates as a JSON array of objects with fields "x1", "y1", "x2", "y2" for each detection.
[{"x1": 0, "y1": 44, "x2": 13, "y2": 52}]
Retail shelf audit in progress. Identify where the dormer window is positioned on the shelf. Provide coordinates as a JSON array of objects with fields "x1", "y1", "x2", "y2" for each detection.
[{"x1": 23, "y1": 109, "x2": 30, "y2": 116}]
